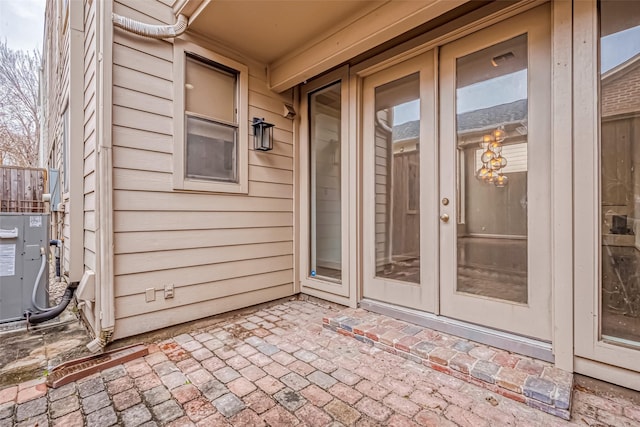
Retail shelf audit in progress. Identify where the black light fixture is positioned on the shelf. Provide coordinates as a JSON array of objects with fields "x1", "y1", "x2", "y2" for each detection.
[{"x1": 252, "y1": 117, "x2": 275, "y2": 151}]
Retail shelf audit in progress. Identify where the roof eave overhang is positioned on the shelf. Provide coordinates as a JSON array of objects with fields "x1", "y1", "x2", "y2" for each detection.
[{"x1": 268, "y1": 0, "x2": 468, "y2": 92}]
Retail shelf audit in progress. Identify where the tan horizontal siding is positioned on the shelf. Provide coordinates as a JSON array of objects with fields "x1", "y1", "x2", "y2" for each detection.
[
  {"x1": 63, "y1": 205, "x2": 71, "y2": 275},
  {"x1": 269, "y1": 141, "x2": 294, "y2": 158},
  {"x1": 83, "y1": 151, "x2": 96, "y2": 176},
  {"x1": 84, "y1": 110, "x2": 95, "y2": 141},
  {"x1": 112, "y1": 165, "x2": 294, "y2": 192},
  {"x1": 114, "y1": 1, "x2": 171, "y2": 26},
  {"x1": 113, "y1": 169, "x2": 172, "y2": 192},
  {"x1": 113, "y1": 86, "x2": 173, "y2": 118},
  {"x1": 249, "y1": 106, "x2": 293, "y2": 133},
  {"x1": 114, "y1": 43, "x2": 173, "y2": 81},
  {"x1": 84, "y1": 230, "x2": 96, "y2": 250},
  {"x1": 113, "y1": 32, "x2": 173, "y2": 62},
  {"x1": 113, "y1": 190, "x2": 292, "y2": 211},
  {"x1": 85, "y1": 211, "x2": 95, "y2": 230},
  {"x1": 84, "y1": 249, "x2": 96, "y2": 272},
  {"x1": 84, "y1": 80, "x2": 95, "y2": 112},
  {"x1": 114, "y1": 227, "x2": 293, "y2": 254},
  {"x1": 116, "y1": 273, "x2": 292, "y2": 316},
  {"x1": 113, "y1": 145, "x2": 172, "y2": 173},
  {"x1": 113, "y1": 106, "x2": 173, "y2": 135},
  {"x1": 248, "y1": 181, "x2": 293, "y2": 199},
  {"x1": 113, "y1": 284, "x2": 294, "y2": 339},
  {"x1": 249, "y1": 151, "x2": 292, "y2": 171},
  {"x1": 84, "y1": 192, "x2": 96, "y2": 210},
  {"x1": 112, "y1": 125, "x2": 173, "y2": 154},
  {"x1": 115, "y1": 241, "x2": 293, "y2": 275},
  {"x1": 83, "y1": 45, "x2": 95, "y2": 88},
  {"x1": 114, "y1": 211, "x2": 293, "y2": 232},
  {"x1": 82, "y1": 2, "x2": 97, "y2": 271},
  {"x1": 110, "y1": 0, "x2": 296, "y2": 339},
  {"x1": 115, "y1": 255, "x2": 293, "y2": 295},
  {"x1": 84, "y1": 172, "x2": 95, "y2": 194},
  {"x1": 113, "y1": 65, "x2": 172, "y2": 100},
  {"x1": 249, "y1": 165, "x2": 294, "y2": 185}
]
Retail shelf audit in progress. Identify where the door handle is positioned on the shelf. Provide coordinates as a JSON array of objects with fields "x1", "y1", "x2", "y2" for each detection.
[{"x1": 440, "y1": 214, "x2": 450, "y2": 223}]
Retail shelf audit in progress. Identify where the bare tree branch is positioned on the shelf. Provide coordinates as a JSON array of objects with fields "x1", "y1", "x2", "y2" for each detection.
[{"x1": 0, "y1": 41, "x2": 40, "y2": 167}]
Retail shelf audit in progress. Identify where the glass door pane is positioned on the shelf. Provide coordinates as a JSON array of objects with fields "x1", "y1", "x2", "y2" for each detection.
[
  {"x1": 374, "y1": 73, "x2": 421, "y2": 284},
  {"x1": 439, "y1": 5, "x2": 550, "y2": 340},
  {"x1": 309, "y1": 82, "x2": 342, "y2": 281},
  {"x1": 600, "y1": 0, "x2": 640, "y2": 347},
  {"x1": 362, "y1": 52, "x2": 436, "y2": 312},
  {"x1": 455, "y1": 35, "x2": 529, "y2": 303}
]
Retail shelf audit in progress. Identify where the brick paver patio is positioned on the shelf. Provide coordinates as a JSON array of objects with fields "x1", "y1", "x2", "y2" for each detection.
[
  {"x1": 323, "y1": 309, "x2": 573, "y2": 419},
  {"x1": 1, "y1": 297, "x2": 639, "y2": 426}
]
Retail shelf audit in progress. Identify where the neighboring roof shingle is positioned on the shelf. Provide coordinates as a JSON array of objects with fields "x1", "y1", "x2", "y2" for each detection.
[{"x1": 390, "y1": 99, "x2": 528, "y2": 141}]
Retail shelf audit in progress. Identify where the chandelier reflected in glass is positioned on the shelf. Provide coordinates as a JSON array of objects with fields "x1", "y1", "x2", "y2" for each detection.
[{"x1": 476, "y1": 126, "x2": 508, "y2": 187}]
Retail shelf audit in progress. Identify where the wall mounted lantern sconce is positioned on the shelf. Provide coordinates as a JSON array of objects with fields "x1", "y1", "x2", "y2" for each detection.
[{"x1": 253, "y1": 117, "x2": 275, "y2": 151}]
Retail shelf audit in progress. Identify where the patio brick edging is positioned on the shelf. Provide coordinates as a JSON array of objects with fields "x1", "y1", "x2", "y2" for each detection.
[{"x1": 322, "y1": 311, "x2": 573, "y2": 420}]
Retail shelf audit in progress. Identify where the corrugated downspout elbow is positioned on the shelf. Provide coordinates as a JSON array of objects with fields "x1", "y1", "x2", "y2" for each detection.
[{"x1": 112, "y1": 13, "x2": 188, "y2": 39}]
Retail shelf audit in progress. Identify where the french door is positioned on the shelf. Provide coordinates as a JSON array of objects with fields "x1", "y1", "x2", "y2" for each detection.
[
  {"x1": 363, "y1": 5, "x2": 552, "y2": 341},
  {"x1": 362, "y1": 53, "x2": 438, "y2": 312},
  {"x1": 439, "y1": 5, "x2": 551, "y2": 340}
]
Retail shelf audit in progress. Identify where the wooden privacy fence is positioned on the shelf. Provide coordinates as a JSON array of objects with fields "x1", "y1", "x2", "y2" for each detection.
[{"x1": 0, "y1": 166, "x2": 47, "y2": 213}]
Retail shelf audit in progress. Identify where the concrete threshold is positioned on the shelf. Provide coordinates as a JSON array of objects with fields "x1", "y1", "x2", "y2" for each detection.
[{"x1": 323, "y1": 307, "x2": 573, "y2": 420}]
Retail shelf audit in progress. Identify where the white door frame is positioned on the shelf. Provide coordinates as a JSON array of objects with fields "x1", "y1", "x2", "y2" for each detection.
[
  {"x1": 299, "y1": 67, "x2": 352, "y2": 304},
  {"x1": 573, "y1": 0, "x2": 640, "y2": 389},
  {"x1": 438, "y1": 5, "x2": 552, "y2": 341},
  {"x1": 361, "y1": 52, "x2": 439, "y2": 313}
]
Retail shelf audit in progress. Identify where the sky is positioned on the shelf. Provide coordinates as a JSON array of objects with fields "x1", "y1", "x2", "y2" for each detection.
[
  {"x1": 0, "y1": 0, "x2": 46, "y2": 52},
  {"x1": 394, "y1": 22, "x2": 640, "y2": 124},
  {"x1": 601, "y1": 25, "x2": 640, "y2": 73}
]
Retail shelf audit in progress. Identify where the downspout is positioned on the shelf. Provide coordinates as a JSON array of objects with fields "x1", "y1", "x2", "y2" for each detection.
[
  {"x1": 375, "y1": 111, "x2": 393, "y2": 134},
  {"x1": 112, "y1": 12, "x2": 188, "y2": 39},
  {"x1": 90, "y1": 0, "x2": 116, "y2": 352}
]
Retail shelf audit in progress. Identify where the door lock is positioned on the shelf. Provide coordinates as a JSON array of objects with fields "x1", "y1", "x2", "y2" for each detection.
[{"x1": 442, "y1": 198, "x2": 449, "y2": 206}]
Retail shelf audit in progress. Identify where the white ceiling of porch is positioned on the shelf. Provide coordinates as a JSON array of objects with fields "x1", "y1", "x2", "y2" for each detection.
[{"x1": 189, "y1": 0, "x2": 385, "y2": 64}]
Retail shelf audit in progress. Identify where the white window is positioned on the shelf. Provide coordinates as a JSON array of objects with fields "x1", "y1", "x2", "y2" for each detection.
[{"x1": 173, "y1": 40, "x2": 248, "y2": 193}]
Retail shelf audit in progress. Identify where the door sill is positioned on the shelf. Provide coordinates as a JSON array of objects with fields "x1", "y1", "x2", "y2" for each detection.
[{"x1": 360, "y1": 299, "x2": 553, "y2": 362}]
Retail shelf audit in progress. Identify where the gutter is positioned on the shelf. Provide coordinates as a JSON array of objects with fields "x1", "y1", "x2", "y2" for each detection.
[
  {"x1": 95, "y1": 6, "x2": 190, "y2": 350},
  {"x1": 91, "y1": 0, "x2": 116, "y2": 351}
]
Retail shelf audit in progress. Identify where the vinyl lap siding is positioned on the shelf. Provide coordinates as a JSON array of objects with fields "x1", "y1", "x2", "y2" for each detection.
[
  {"x1": 61, "y1": 18, "x2": 71, "y2": 279},
  {"x1": 111, "y1": 0, "x2": 295, "y2": 339},
  {"x1": 84, "y1": 0, "x2": 97, "y2": 271},
  {"x1": 43, "y1": 0, "x2": 71, "y2": 277}
]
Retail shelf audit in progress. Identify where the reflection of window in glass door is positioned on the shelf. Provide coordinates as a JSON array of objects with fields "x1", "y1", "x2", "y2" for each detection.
[
  {"x1": 574, "y1": 0, "x2": 640, "y2": 380},
  {"x1": 362, "y1": 53, "x2": 437, "y2": 313},
  {"x1": 439, "y1": 5, "x2": 552, "y2": 341},
  {"x1": 378, "y1": 78, "x2": 421, "y2": 284},
  {"x1": 599, "y1": 0, "x2": 640, "y2": 349},
  {"x1": 309, "y1": 84, "x2": 342, "y2": 282},
  {"x1": 300, "y1": 68, "x2": 350, "y2": 300},
  {"x1": 455, "y1": 34, "x2": 529, "y2": 304}
]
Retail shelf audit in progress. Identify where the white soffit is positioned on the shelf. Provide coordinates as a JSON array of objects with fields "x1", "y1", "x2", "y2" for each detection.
[{"x1": 189, "y1": 0, "x2": 468, "y2": 92}]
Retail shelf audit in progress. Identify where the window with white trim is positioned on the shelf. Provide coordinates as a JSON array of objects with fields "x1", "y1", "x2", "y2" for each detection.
[{"x1": 173, "y1": 41, "x2": 248, "y2": 193}]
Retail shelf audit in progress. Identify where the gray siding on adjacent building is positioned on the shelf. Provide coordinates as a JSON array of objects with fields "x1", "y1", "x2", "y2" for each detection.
[{"x1": 42, "y1": 0, "x2": 71, "y2": 277}]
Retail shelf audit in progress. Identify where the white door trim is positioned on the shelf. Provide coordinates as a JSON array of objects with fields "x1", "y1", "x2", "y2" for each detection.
[{"x1": 299, "y1": 66, "x2": 352, "y2": 301}]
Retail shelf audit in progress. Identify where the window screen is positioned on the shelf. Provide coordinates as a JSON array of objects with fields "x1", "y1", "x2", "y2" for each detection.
[{"x1": 184, "y1": 55, "x2": 238, "y2": 183}]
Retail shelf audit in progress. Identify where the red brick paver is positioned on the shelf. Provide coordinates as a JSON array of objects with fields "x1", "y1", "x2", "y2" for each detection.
[{"x1": 0, "y1": 298, "x2": 638, "y2": 426}]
